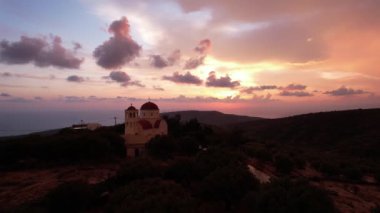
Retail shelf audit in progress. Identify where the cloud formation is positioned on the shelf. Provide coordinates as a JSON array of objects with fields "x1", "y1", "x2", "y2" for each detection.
[
  {"x1": 183, "y1": 55, "x2": 205, "y2": 70},
  {"x1": 109, "y1": 71, "x2": 144, "y2": 87},
  {"x1": 0, "y1": 92, "x2": 11, "y2": 97},
  {"x1": 93, "y1": 17, "x2": 141, "y2": 69},
  {"x1": 0, "y1": 35, "x2": 83, "y2": 69},
  {"x1": 1, "y1": 72, "x2": 12, "y2": 77},
  {"x1": 194, "y1": 39, "x2": 211, "y2": 54},
  {"x1": 150, "y1": 49, "x2": 181, "y2": 69},
  {"x1": 283, "y1": 83, "x2": 307, "y2": 90},
  {"x1": 67, "y1": 75, "x2": 85, "y2": 83},
  {"x1": 279, "y1": 90, "x2": 313, "y2": 97},
  {"x1": 153, "y1": 86, "x2": 165, "y2": 91},
  {"x1": 324, "y1": 86, "x2": 368, "y2": 96},
  {"x1": 183, "y1": 39, "x2": 211, "y2": 70},
  {"x1": 241, "y1": 85, "x2": 278, "y2": 94},
  {"x1": 150, "y1": 55, "x2": 168, "y2": 68},
  {"x1": 206, "y1": 71, "x2": 240, "y2": 88},
  {"x1": 162, "y1": 71, "x2": 203, "y2": 85}
]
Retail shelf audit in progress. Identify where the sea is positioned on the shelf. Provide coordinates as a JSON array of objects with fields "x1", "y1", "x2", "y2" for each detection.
[{"x1": 0, "y1": 110, "x2": 124, "y2": 137}]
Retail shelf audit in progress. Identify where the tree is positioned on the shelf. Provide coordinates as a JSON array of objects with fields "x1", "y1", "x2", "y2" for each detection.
[
  {"x1": 145, "y1": 135, "x2": 175, "y2": 159},
  {"x1": 199, "y1": 163, "x2": 260, "y2": 209}
]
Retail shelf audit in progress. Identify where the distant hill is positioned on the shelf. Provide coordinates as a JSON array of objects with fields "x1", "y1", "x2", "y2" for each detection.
[
  {"x1": 235, "y1": 108, "x2": 380, "y2": 168},
  {"x1": 162, "y1": 110, "x2": 262, "y2": 126}
]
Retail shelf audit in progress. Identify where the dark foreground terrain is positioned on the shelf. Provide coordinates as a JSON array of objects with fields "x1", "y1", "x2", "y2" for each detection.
[{"x1": 0, "y1": 109, "x2": 379, "y2": 212}]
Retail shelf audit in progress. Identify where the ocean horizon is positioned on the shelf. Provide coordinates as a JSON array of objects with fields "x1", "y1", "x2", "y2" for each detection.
[{"x1": 0, "y1": 110, "x2": 124, "y2": 137}]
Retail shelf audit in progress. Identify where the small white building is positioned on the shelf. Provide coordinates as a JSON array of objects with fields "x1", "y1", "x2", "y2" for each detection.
[
  {"x1": 125, "y1": 101, "x2": 168, "y2": 158},
  {"x1": 72, "y1": 123, "x2": 101, "y2": 131}
]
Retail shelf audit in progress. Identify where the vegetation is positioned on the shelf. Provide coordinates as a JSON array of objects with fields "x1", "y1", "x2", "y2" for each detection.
[
  {"x1": 0, "y1": 128, "x2": 125, "y2": 170},
  {"x1": 7, "y1": 109, "x2": 380, "y2": 212}
]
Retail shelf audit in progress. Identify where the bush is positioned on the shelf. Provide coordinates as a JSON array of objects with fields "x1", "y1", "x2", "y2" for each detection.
[
  {"x1": 164, "y1": 158, "x2": 200, "y2": 184},
  {"x1": 177, "y1": 136, "x2": 200, "y2": 156},
  {"x1": 239, "y1": 179, "x2": 336, "y2": 213},
  {"x1": 195, "y1": 147, "x2": 246, "y2": 178},
  {"x1": 113, "y1": 157, "x2": 162, "y2": 186},
  {"x1": 274, "y1": 154, "x2": 294, "y2": 174},
  {"x1": 199, "y1": 163, "x2": 260, "y2": 209},
  {"x1": 107, "y1": 178, "x2": 195, "y2": 213},
  {"x1": 145, "y1": 135, "x2": 176, "y2": 160}
]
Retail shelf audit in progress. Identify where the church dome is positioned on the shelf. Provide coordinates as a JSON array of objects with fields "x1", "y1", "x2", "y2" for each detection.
[
  {"x1": 141, "y1": 101, "x2": 159, "y2": 110},
  {"x1": 126, "y1": 105, "x2": 137, "y2": 111}
]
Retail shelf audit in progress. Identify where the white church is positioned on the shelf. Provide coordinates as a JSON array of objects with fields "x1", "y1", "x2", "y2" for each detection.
[{"x1": 124, "y1": 101, "x2": 168, "y2": 158}]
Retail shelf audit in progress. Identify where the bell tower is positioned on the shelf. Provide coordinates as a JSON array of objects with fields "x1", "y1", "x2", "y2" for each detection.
[{"x1": 125, "y1": 105, "x2": 139, "y2": 135}]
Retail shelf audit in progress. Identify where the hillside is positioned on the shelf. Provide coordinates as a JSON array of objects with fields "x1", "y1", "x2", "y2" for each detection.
[
  {"x1": 237, "y1": 108, "x2": 380, "y2": 178},
  {"x1": 162, "y1": 110, "x2": 262, "y2": 126}
]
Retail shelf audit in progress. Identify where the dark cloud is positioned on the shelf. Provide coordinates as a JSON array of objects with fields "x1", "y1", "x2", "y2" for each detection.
[
  {"x1": 194, "y1": 39, "x2": 211, "y2": 54},
  {"x1": 73, "y1": 42, "x2": 82, "y2": 51},
  {"x1": 109, "y1": 71, "x2": 131, "y2": 83},
  {"x1": 150, "y1": 55, "x2": 168, "y2": 68},
  {"x1": 183, "y1": 55, "x2": 205, "y2": 70},
  {"x1": 183, "y1": 39, "x2": 212, "y2": 70},
  {"x1": 241, "y1": 85, "x2": 278, "y2": 94},
  {"x1": 324, "y1": 86, "x2": 368, "y2": 96},
  {"x1": 93, "y1": 17, "x2": 141, "y2": 69},
  {"x1": 1, "y1": 72, "x2": 12, "y2": 77},
  {"x1": 162, "y1": 71, "x2": 203, "y2": 85},
  {"x1": 167, "y1": 49, "x2": 181, "y2": 65},
  {"x1": 109, "y1": 71, "x2": 145, "y2": 87},
  {"x1": 283, "y1": 83, "x2": 307, "y2": 90},
  {"x1": 279, "y1": 90, "x2": 313, "y2": 97},
  {"x1": 0, "y1": 35, "x2": 83, "y2": 69},
  {"x1": 150, "y1": 49, "x2": 181, "y2": 69},
  {"x1": 67, "y1": 75, "x2": 85, "y2": 83},
  {"x1": 34, "y1": 96, "x2": 43, "y2": 100},
  {"x1": 0, "y1": 92, "x2": 11, "y2": 97},
  {"x1": 206, "y1": 71, "x2": 240, "y2": 88}
]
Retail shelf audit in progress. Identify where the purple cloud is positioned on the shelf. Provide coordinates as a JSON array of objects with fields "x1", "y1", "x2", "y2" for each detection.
[
  {"x1": 150, "y1": 55, "x2": 168, "y2": 68},
  {"x1": 241, "y1": 85, "x2": 278, "y2": 94},
  {"x1": 67, "y1": 75, "x2": 85, "y2": 83},
  {"x1": 163, "y1": 71, "x2": 203, "y2": 85},
  {"x1": 0, "y1": 92, "x2": 11, "y2": 97},
  {"x1": 283, "y1": 83, "x2": 307, "y2": 90},
  {"x1": 324, "y1": 86, "x2": 368, "y2": 96},
  {"x1": 93, "y1": 17, "x2": 141, "y2": 69},
  {"x1": 183, "y1": 55, "x2": 205, "y2": 70},
  {"x1": 194, "y1": 39, "x2": 211, "y2": 54},
  {"x1": 0, "y1": 35, "x2": 83, "y2": 69},
  {"x1": 279, "y1": 90, "x2": 313, "y2": 97},
  {"x1": 109, "y1": 71, "x2": 144, "y2": 87},
  {"x1": 206, "y1": 71, "x2": 240, "y2": 88}
]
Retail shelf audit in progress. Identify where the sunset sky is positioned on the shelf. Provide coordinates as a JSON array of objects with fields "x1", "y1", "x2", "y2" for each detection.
[{"x1": 1, "y1": 0, "x2": 379, "y2": 117}]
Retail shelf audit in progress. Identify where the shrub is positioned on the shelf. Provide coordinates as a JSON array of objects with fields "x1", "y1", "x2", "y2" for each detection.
[
  {"x1": 199, "y1": 163, "x2": 260, "y2": 209},
  {"x1": 107, "y1": 178, "x2": 195, "y2": 213},
  {"x1": 164, "y1": 158, "x2": 200, "y2": 184},
  {"x1": 274, "y1": 154, "x2": 294, "y2": 174},
  {"x1": 145, "y1": 135, "x2": 175, "y2": 160},
  {"x1": 239, "y1": 179, "x2": 336, "y2": 213},
  {"x1": 113, "y1": 157, "x2": 162, "y2": 186}
]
